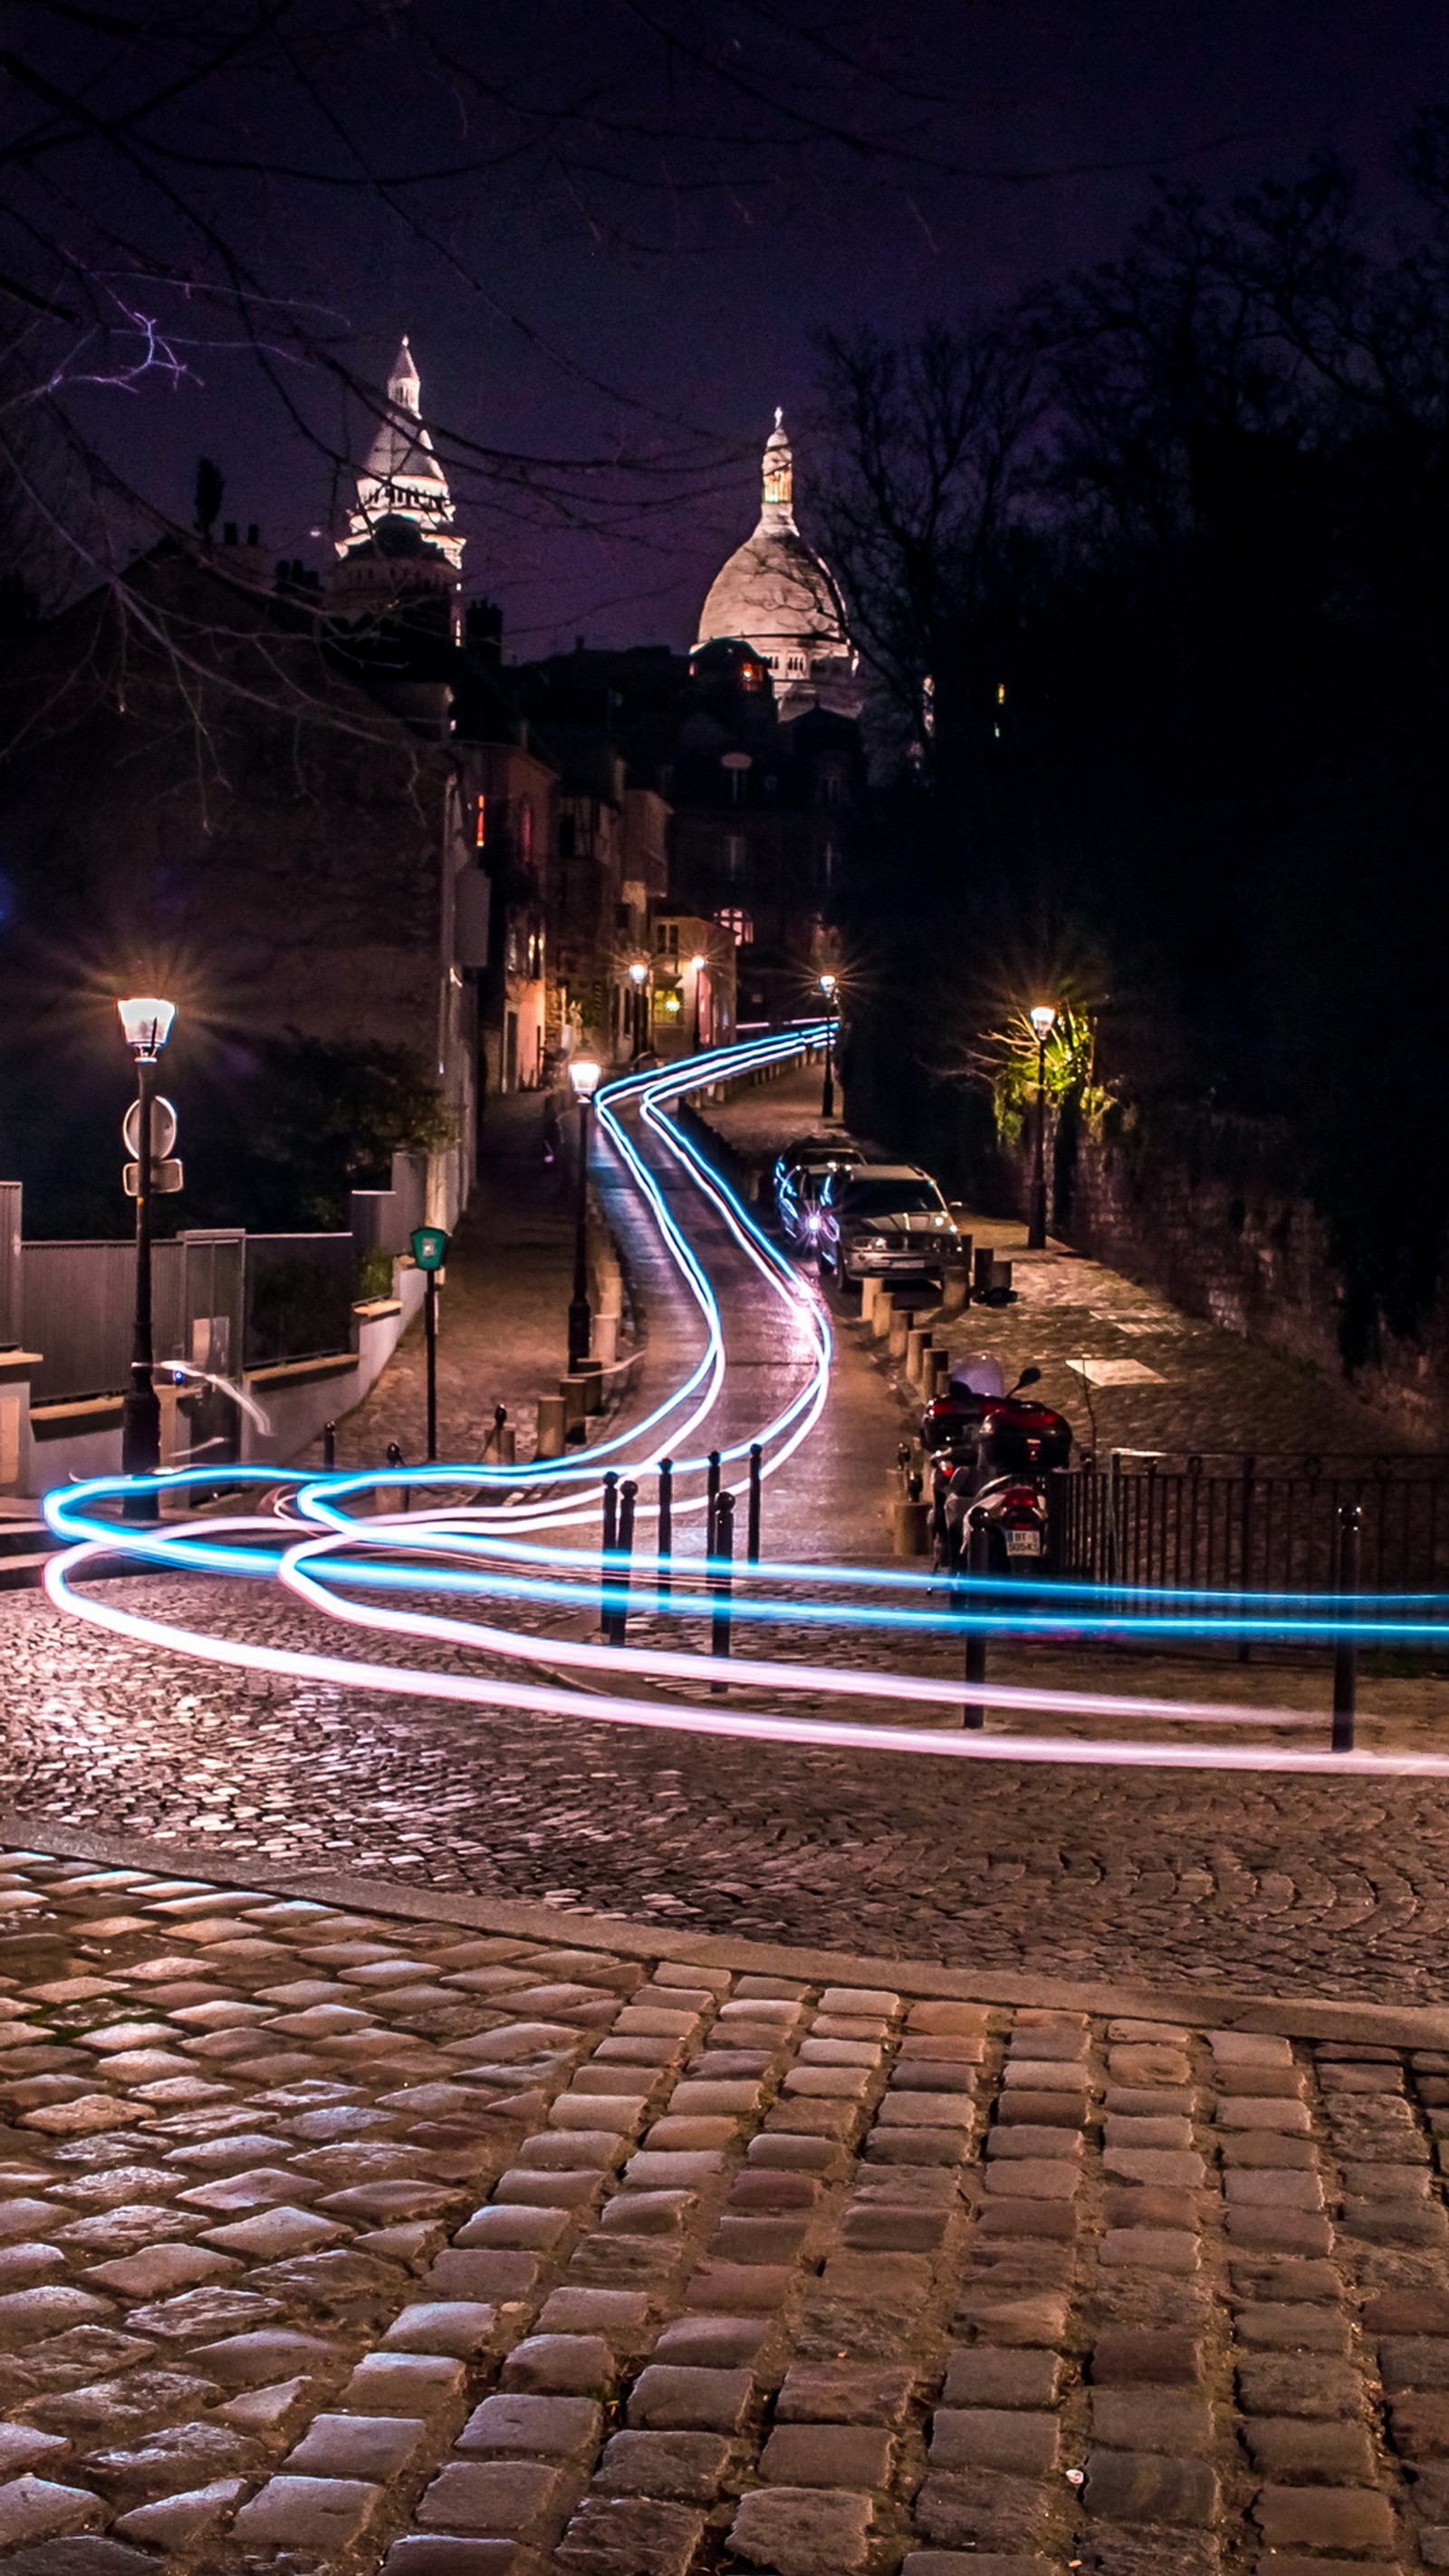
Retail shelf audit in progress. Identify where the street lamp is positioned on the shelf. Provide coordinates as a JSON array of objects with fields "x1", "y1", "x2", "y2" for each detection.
[
  {"x1": 818, "y1": 971, "x2": 839, "y2": 1120},
  {"x1": 117, "y1": 995, "x2": 176, "y2": 1514},
  {"x1": 567, "y1": 1054, "x2": 601, "y2": 1369},
  {"x1": 628, "y1": 957, "x2": 648, "y2": 1057},
  {"x1": 1028, "y1": 1003, "x2": 1057, "y2": 1251},
  {"x1": 690, "y1": 955, "x2": 707, "y2": 1052}
]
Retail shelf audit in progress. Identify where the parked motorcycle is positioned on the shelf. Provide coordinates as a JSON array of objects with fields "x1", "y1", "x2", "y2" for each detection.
[{"x1": 923, "y1": 1361, "x2": 1073, "y2": 1574}]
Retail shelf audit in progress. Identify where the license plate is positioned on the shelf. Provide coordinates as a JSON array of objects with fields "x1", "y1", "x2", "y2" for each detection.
[{"x1": 1005, "y1": 1527, "x2": 1041, "y2": 1555}]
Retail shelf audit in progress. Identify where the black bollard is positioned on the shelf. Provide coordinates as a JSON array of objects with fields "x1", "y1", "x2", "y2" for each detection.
[
  {"x1": 322, "y1": 1419, "x2": 336, "y2": 1472},
  {"x1": 657, "y1": 1457, "x2": 673, "y2": 1601},
  {"x1": 1237, "y1": 1455, "x2": 1257, "y2": 1665},
  {"x1": 710, "y1": 1490, "x2": 734, "y2": 1690},
  {"x1": 609, "y1": 1479, "x2": 637, "y2": 1648},
  {"x1": 1331, "y1": 1500, "x2": 1362, "y2": 1753},
  {"x1": 962, "y1": 1508, "x2": 990, "y2": 1728},
  {"x1": 600, "y1": 1471, "x2": 619, "y2": 1638},
  {"x1": 747, "y1": 1442, "x2": 763, "y2": 1564},
  {"x1": 706, "y1": 1448, "x2": 722, "y2": 1557}
]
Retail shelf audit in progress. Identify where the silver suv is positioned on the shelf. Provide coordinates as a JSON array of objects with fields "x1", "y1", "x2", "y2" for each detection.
[{"x1": 815, "y1": 1164, "x2": 967, "y2": 1289}]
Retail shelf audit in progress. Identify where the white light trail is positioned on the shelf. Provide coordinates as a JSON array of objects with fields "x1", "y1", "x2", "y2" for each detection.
[{"x1": 43, "y1": 1028, "x2": 1444, "y2": 1776}]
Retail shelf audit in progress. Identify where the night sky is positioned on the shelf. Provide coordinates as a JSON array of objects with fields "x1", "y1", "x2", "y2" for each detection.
[{"x1": 55, "y1": 0, "x2": 1449, "y2": 656}]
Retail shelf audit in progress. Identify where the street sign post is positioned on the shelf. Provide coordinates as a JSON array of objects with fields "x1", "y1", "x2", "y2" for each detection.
[
  {"x1": 410, "y1": 1226, "x2": 448, "y2": 1272},
  {"x1": 410, "y1": 1226, "x2": 449, "y2": 1462},
  {"x1": 122, "y1": 1095, "x2": 183, "y2": 1196}
]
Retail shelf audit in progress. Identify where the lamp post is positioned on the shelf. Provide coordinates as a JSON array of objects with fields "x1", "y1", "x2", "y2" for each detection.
[
  {"x1": 690, "y1": 954, "x2": 706, "y2": 1052},
  {"x1": 567, "y1": 1054, "x2": 601, "y2": 1370},
  {"x1": 1028, "y1": 1003, "x2": 1057, "y2": 1251},
  {"x1": 118, "y1": 995, "x2": 176, "y2": 1514},
  {"x1": 628, "y1": 957, "x2": 648, "y2": 1057},
  {"x1": 819, "y1": 972, "x2": 839, "y2": 1120}
]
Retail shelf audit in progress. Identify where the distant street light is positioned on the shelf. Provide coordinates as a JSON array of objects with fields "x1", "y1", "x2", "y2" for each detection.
[
  {"x1": 819, "y1": 971, "x2": 839, "y2": 1119},
  {"x1": 117, "y1": 995, "x2": 176, "y2": 1514},
  {"x1": 690, "y1": 954, "x2": 707, "y2": 1052},
  {"x1": 567, "y1": 1055, "x2": 602, "y2": 1370},
  {"x1": 627, "y1": 957, "x2": 648, "y2": 1057},
  {"x1": 1028, "y1": 1003, "x2": 1057, "y2": 1251}
]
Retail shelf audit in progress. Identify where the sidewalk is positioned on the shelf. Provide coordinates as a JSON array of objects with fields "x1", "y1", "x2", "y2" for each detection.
[
  {"x1": 707, "y1": 1069, "x2": 1415, "y2": 1460},
  {"x1": 0, "y1": 1824, "x2": 1443, "y2": 2574},
  {"x1": 313, "y1": 1095, "x2": 613, "y2": 1473}
]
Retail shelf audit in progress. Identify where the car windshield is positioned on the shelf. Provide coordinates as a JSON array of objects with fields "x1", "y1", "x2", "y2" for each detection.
[
  {"x1": 790, "y1": 1160, "x2": 849, "y2": 1195},
  {"x1": 837, "y1": 1178, "x2": 944, "y2": 1215}
]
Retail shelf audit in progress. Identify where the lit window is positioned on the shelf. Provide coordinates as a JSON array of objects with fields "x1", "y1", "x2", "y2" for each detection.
[
  {"x1": 715, "y1": 908, "x2": 753, "y2": 945},
  {"x1": 520, "y1": 803, "x2": 533, "y2": 863},
  {"x1": 475, "y1": 795, "x2": 487, "y2": 848}
]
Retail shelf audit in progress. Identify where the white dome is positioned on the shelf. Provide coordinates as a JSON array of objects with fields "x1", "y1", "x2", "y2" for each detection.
[{"x1": 696, "y1": 411, "x2": 856, "y2": 707}]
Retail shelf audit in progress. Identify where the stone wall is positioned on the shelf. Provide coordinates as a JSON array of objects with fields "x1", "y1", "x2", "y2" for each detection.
[{"x1": 1033, "y1": 1110, "x2": 1449, "y2": 1446}]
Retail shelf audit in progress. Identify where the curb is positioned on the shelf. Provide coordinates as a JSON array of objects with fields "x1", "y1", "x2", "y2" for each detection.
[{"x1": 5, "y1": 1806, "x2": 1446, "y2": 2053}]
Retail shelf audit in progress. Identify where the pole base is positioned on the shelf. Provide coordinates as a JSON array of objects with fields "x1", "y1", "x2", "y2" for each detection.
[
  {"x1": 121, "y1": 1389, "x2": 162, "y2": 1523},
  {"x1": 567, "y1": 1298, "x2": 592, "y2": 1372}
]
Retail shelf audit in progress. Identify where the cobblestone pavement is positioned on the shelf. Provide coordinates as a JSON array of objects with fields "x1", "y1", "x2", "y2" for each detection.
[
  {"x1": 6, "y1": 1059, "x2": 1448, "y2": 2050},
  {"x1": 0, "y1": 1843, "x2": 1446, "y2": 2573},
  {"x1": 5, "y1": 1566, "x2": 1449, "y2": 2004}
]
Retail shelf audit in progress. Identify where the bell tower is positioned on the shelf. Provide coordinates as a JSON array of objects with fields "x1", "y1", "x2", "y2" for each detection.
[{"x1": 330, "y1": 336, "x2": 464, "y2": 638}]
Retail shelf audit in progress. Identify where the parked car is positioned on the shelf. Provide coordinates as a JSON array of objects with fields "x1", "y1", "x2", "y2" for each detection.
[
  {"x1": 776, "y1": 1146, "x2": 865, "y2": 1249},
  {"x1": 814, "y1": 1163, "x2": 969, "y2": 1290},
  {"x1": 771, "y1": 1134, "x2": 863, "y2": 1202}
]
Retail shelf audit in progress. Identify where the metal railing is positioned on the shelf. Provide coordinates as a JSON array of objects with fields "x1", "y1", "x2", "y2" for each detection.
[{"x1": 1048, "y1": 1451, "x2": 1449, "y2": 1607}]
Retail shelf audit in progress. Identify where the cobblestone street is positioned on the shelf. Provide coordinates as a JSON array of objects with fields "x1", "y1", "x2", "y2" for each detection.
[
  {"x1": 0, "y1": 1841, "x2": 1442, "y2": 2573},
  {"x1": 5, "y1": 1064, "x2": 1449, "y2": 2011},
  {"x1": 5, "y1": 1069, "x2": 1449, "y2": 2569},
  {"x1": 5, "y1": 1562, "x2": 1449, "y2": 2004}
]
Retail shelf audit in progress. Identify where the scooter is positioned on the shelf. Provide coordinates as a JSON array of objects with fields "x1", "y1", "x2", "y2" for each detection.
[{"x1": 925, "y1": 1364, "x2": 1073, "y2": 1574}]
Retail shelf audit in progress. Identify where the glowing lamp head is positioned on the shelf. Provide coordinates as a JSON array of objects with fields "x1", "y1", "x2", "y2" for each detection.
[
  {"x1": 569, "y1": 1054, "x2": 602, "y2": 1101},
  {"x1": 819, "y1": 972, "x2": 838, "y2": 997},
  {"x1": 628, "y1": 959, "x2": 648, "y2": 987},
  {"x1": 118, "y1": 995, "x2": 176, "y2": 1059},
  {"x1": 690, "y1": 954, "x2": 706, "y2": 974},
  {"x1": 1030, "y1": 1004, "x2": 1057, "y2": 1042}
]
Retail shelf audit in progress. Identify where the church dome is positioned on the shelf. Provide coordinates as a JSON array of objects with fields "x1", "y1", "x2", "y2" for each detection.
[{"x1": 695, "y1": 411, "x2": 857, "y2": 715}]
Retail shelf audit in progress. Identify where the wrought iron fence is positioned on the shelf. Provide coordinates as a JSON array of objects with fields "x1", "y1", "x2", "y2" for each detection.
[{"x1": 1048, "y1": 1452, "x2": 1449, "y2": 1605}]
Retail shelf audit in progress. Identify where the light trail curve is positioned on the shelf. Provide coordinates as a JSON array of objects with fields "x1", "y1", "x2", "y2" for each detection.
[{"x1": 42, "y1": 1028, "x2": 1449, "y2": 1774}]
